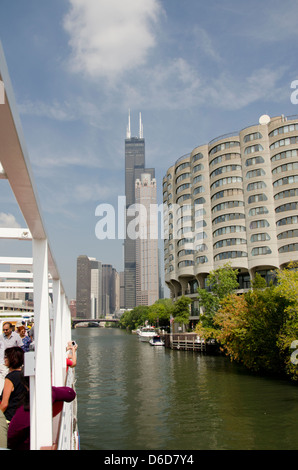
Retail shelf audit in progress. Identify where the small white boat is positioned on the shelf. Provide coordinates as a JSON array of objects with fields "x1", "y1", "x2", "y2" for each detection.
[
  {"x1": 149, "y1": 335, "x2": 165, "y2": 346},
  {"x1": 138, "y1": 326, "x2": 156, "y2": 342}
]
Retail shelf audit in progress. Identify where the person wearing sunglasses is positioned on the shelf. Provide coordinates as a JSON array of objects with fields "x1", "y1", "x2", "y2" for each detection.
[{"x1": 1, "y1": 323, "x2": 23, "y2": 350}]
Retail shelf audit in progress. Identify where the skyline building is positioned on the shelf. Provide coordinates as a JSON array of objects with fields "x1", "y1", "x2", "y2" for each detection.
[
  {"x1": 76, "y1": 256, "x2": 120, "y2": 319},
  {"x1": 124, "y1": 111, "x2": 155, "y2": 308},
  {"x1": 163, "y1": 114, "x2": 298, "y2": 315},
  {"x1": 135, "y1": 173, "x2": 159, "y2": 306},
  {"x1": 76, "y1": 255, "x2": 102, "y2": 319}
]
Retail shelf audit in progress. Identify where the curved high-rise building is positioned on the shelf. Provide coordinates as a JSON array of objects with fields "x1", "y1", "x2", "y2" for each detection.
[{"x1": 163, "y1": 114, "x2": 298, "y2": 313}]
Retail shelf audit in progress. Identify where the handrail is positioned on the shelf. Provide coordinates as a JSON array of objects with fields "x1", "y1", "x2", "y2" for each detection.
[{"x1": 0, "y1": 41, "x2": 75, "y2": 450}]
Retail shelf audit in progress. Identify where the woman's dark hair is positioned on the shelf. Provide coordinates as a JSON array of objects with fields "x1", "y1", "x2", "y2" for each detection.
[{"x1": 5, "y1": 347, "x2": 24, "y2": 369}]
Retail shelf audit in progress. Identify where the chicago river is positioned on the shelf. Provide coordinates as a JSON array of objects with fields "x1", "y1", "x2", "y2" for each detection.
[{"x1": 73, "y1": 327, "x2": 298, "y2": 450}]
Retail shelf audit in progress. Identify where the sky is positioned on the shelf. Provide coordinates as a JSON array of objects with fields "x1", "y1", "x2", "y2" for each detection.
[{"x1": 0, "y1": 0, "x2": 298, "y2": 300}]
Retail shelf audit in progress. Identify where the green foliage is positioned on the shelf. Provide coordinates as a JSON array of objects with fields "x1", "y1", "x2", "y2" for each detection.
[
  {"x1": 208, "y1": 263, "x2": 298, "y2": 380},
  {"x1": 251, "y1": 272, "x2": 267, "y2": 290},
  {"x1": 172, "y1": 296, "x2": 192, "y2": 325},
  {"x1": 215, "y1": 287, "x2": 287, "y2": 373},
  {"x1": 119, "y1": 298, "x2": 174, "y2": 330},
  {"x1": 196, "y1": 263, "x2": 239, "y2": 332},
  {"x1": 119, "y1": 305, "x2": 149, "y2": 330},
  {"x1": 275, "y1": 263, "x2": 298, "y2": 379},
  {"x1": 147, "y1": 298, "x2": 174, "y2": 327}
]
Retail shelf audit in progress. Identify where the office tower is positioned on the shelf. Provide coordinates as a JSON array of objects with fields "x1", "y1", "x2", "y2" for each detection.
[
  {"x1": 76, "y1": 255, "x2": 102, "y2": 319},
  {"x1": 102, "y1": 264, "x2": 119, "y2": 316},
  {"x1": 119, "y1": 271, "x2": 125, "y2": 309},
  {"x1": 135, "y1": 173, "x2": 159, "y2": 305},
  {"x1": 163, "y1": 114, "x2": 298, "y2": 314},
  {"x1": 124, "y1": 111, "x2": 155, "y2": 308}
]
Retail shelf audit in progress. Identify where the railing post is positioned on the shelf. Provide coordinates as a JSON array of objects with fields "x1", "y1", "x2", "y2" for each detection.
[
  {"x1": 32, "y1": 238, "x2": 52, "y2": 450},
  {"x1": 52, "y1": 279, "x2": 64, "y2": 386}
]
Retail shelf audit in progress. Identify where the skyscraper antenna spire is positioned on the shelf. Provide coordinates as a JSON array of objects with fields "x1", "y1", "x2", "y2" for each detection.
[
  {"x1": 139, "y1": 112, "x2": 143, "y2": 139},
  {"x1": 126, "y1": 109, "x2": 131, "y2": 139}
]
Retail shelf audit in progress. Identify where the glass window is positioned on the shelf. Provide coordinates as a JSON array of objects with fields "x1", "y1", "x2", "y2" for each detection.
[
  {"x1": 193, "y1": 164, "x2": 204, "y2": 173},
  {"x1": 277, "y1": 229, "x2": 298, "y2": 240},
  {"x1": 193, "y1": 185, "x2": 205, "y2": 195},
  {"x1": 176, "y1": 194, "x2": 191, "y2": 204},
  {"x1": 176, "y1": 172, "x2": 190, "y2": 184},
  {"x1": 271, "y1": 148, "x2": 298, "y2": 163},
  {"x1": 212, "y1": 200, "x2": 244, "y2": 213},
  {"x1": 213, "y1": 238, "x2": 246, "y2": 249},
  {"x1": 248, "y1": 193, "x2": 267, "y2": 203},
  {"x1": 176, "y1": 183, "x2": 191, "y2": 194},
  {"x1": 247, "y1": 181, "x2": 266, "y2": 191},
  {"x1": 177, "y1": 237, "x2": 194, "y2": 247},
  {"x1": 214, "y1": 251, "x2": 247, "y2": 261},
  {"x1": 175, "y1": 161, "x2": 190, "y2": 174},
  {"x1": 178, "y1": 249, "x2": 194, "y2": 257},
  {"x1": 274, "y1": 188, "x2": 298, "y2": 200},
  {"x1": 275, "y1": 202, "x2": 298, "y2": 213},
  {"x1": 193, "y1": 174, "x2": 204, "y2": 184},
  {"x1": 192, "y1": 152, "x2": 204, "y2": 163},
  {"x1": 251, "y1": 246, "x2": 272, "y2": 256},
  {"x1": 273, "y1": 175, "x2": 298, "y2": 187},
  {"x1": 209, "y1": 141, "x2": 240, "y2": 156},
  {"x1": 209, "y1": 153, "x2": 240, "y2": 167},
  {"x1": 276, "y1": 215, "x2": 298, "y2": 226},
  {"x1": 194, "y1": 197, "x2": 206, "y2": 205},
  {"x1": 272, "y1": 162, "x2": 298, "y2": 175},
  {"x1": 211, "y1": 188, "x2": 243, "y2": 202},
  {"x1": 210, "y1": 176, "x2": 242, "y2": 191},
  {"x1": 213, "y1": 225, "x2": 246, "y2": 237},
  {"x1": 246, "y1": 168, "x2": 266, "y2": 179},
  {"x1": 269, "y1": 123, "x2": 298, "y2": 137},
  {"x1": 210, "y1": 164, "x2": 241, "y2": 179},
  {"x1": 249, "y1": 220, "x2": 270, "y2": 229},
  {"x1": 250, "y1": 233, "x2": 271, "y2": 242},
  {"x1": 248, "y1": 206, "x2": 269, "y2": 216},
  {"x1": 178, "y1": 260, "x2": 194, "y2": 268},
  {"x1": 278, "y1": 243, "x2": 298, "y2": 253},
  {"x1": 196, "y1": 243, "x2": 208, "y2": 252},
  {"x1": 213, "y1": 213, "x2": 245, "y2": 224},
  {"x1": 270, "y1": 136, "x2": 298, "y2": 150},
  {"x1": 244, "y1": 132, "x2": 262, "y2": 142},
  {"x1": 245, "y1": 156, "x2": 265, "y2": 166},
  {"x1": 244, "y1": 144, "x2": 264, "y2": 154}
]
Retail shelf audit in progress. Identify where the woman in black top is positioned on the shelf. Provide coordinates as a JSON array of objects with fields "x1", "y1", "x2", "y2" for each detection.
[{"x1": 0, "y1": 347, "x2": 25, "y2": 422}]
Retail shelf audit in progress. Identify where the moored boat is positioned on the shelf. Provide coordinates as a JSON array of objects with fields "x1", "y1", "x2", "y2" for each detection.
[
  {"x1": 149, "y1": 335, "x2": 165, "y2": 346},
  {"x1": 138, "y1": 326, "x2": 157, "y2": 342}
]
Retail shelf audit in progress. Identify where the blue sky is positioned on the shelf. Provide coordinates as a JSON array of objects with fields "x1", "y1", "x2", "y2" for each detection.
[{"x1": 1, "y1": 0, "x2": 298, "y2": 300}]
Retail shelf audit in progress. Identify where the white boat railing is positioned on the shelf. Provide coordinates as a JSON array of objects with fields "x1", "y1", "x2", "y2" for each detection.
[
  {"x1": 57, "y1": 367, "x2": 79, "y2": 450},
  {"x1": 0, "y1": 42, "x2": 77, "y2": 450}
]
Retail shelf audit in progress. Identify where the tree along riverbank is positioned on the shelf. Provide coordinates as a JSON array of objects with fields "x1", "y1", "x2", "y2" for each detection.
[{"x1": 119, "y1": 263, "x2": 298, "y2": 382}]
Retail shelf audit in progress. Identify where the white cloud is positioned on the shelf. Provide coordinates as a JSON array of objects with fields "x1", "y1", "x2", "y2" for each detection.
[
  {"x1": 0, "y1": 213, "x2": 21, "y2": 228},
  {"x1": 122, "y1": 60, "x2": 287, "y2": 112},
  {"x1": 192, "y1": 26, "x2": 222, "y2": 63},
  {"x1": 63, "y1": 0, "x2": 163, "y2": 80}
]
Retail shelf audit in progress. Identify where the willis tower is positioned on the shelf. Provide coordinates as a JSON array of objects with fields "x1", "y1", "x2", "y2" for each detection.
[{"x1": 124, "y1": 111, "x2": 155, "y2": 308}]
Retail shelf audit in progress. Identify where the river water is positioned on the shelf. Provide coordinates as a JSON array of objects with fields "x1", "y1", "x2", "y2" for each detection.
[{"x1": 72, "y1": 327, "x2": 298, "y2": 451}]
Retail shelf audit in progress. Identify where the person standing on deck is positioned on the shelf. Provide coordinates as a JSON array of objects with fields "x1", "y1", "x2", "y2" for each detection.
[{"x1": 2, "y1": 323, "x2": 23, "y2": 350}]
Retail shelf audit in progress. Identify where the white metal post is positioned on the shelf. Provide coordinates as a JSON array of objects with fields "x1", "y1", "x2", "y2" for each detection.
[
  {"x1": 52, "y1": 279, "x2": 64, "y2": 386},
  {"x1": 32, "y1": 238, "x2": 52, "y2": 450},
  {"x1": 61, "y1": 292, "x2": 68, "y2": 382}
]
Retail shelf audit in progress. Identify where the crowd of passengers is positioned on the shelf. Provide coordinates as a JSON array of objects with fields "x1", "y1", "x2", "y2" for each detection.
[{"x1": 0, "y1": 321, "x2": 77, "y2": 450}]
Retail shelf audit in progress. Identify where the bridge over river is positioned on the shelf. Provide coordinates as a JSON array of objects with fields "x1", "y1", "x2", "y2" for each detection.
[{"x1": 72, "y1": 318, "x2": 120, "y2": 326}]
